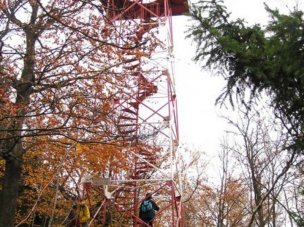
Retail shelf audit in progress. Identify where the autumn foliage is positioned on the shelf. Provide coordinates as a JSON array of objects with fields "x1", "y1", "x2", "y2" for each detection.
[{"x1": 0, "y1": 0, "x2": 161, "y2": 226}]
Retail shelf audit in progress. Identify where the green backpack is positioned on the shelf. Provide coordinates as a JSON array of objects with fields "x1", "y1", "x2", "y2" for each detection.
[{"x1": 141, "y1": 200, "x2": 153, "y2": 212}]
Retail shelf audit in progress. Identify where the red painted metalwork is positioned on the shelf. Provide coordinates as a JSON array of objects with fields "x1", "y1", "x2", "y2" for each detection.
[
  {"x1": 82, "y1": 1, "x2": 188, "y2": 226},
  {"x1": 105, "y1": 0, "x2": 188, "y2": 19}
]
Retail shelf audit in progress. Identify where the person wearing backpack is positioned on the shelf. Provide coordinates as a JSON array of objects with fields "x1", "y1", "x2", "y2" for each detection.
[
  {"x1": 77, "y1": 201, "x2": 91, "y2": 227},
  {"x1": 139, "y1": 193, "x2": 160, "y2": 227}
]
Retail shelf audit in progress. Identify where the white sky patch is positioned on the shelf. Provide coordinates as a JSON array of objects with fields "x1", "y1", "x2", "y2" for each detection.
[
  {"x1": 171, "y1": 0, "x2": 304, "y2": 175},
  {"x1": 173, "y1": 15, "x2": 229, "y2": 155},
  {"x1": 225, "y1": 0, "x2": 304, "y2": 25}
]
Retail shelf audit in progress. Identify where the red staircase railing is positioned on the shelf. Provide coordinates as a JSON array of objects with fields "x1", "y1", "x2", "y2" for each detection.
[{"x1": 82, "y1": 1, "x2": 188, "y2": 226}]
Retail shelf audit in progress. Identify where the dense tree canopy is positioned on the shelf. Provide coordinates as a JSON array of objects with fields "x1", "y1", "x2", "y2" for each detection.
[
  {"x1": 188, "y1": 0, "x2": 304, "y2": 151},
  {"x1": 0, "y1": 0, "x2": 158, "y2": 225}
]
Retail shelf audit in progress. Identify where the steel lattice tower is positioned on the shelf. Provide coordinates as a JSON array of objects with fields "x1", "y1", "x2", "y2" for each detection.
[{"x1": 83, "y1": 1, "x2": 188, "y2": 226}]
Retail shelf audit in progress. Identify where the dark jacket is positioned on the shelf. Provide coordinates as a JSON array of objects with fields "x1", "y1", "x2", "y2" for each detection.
[{"x1": 139, "y1": 199, "x2": 160, "y2": 220}]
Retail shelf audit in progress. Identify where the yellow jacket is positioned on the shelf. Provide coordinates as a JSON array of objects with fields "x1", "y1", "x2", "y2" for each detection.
[{"x1": 77, "y1": 203, "x2": 90, "y2": 223}]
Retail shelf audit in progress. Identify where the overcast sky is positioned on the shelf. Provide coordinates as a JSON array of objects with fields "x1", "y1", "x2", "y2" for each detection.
[{"x1": 173, "y1": 0, "x2": 303, "y2": 160}]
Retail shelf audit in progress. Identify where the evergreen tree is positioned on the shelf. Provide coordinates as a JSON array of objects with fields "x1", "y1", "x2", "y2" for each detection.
[{"x1": 188, "y1": 0, "x2": 304, "y2": 152}]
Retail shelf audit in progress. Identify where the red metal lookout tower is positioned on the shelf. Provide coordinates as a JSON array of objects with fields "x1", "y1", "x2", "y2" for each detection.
[{"x1": 83, "y1": 1, "x2": 188, "y2": 226}]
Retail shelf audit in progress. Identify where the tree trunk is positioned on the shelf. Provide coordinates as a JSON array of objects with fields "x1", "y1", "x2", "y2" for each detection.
[{"x1": 0, "y1": 155, "x2": 23, "y2": 227}]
